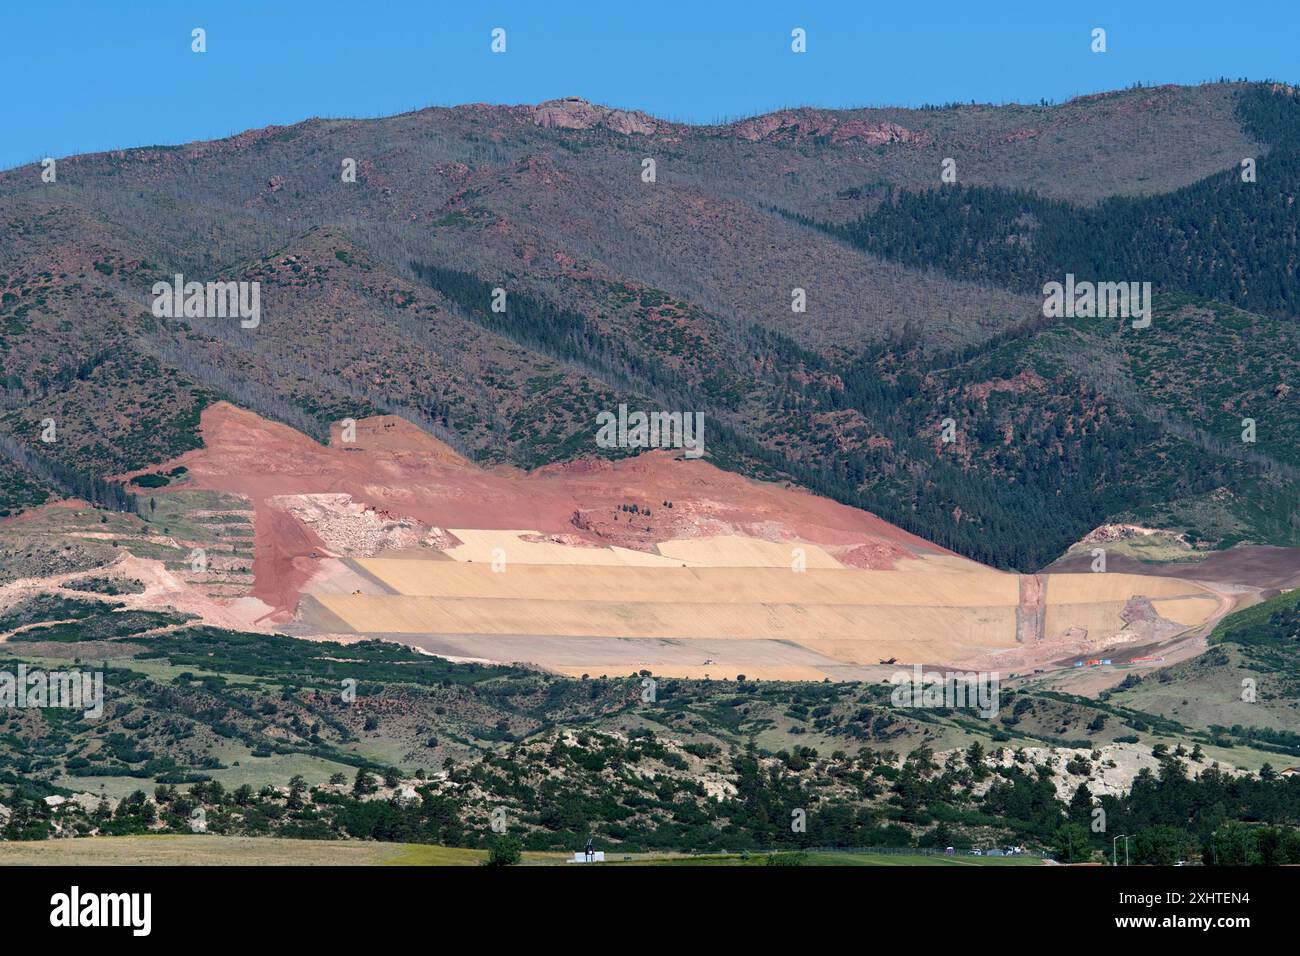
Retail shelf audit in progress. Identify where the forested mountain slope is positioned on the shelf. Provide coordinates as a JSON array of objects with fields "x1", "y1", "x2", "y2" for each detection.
[{"x1": 0, "y1": 81, "x2": 1294, "y2": 570}]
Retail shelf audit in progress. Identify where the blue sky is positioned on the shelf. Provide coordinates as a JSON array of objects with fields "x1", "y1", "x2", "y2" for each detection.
[{"x1": 4, "y1": 0, "x2": 1297, "y2": 169}]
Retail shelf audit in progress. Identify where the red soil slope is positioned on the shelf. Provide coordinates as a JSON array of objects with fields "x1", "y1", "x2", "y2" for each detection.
[{"x1": 155, "y1": 403, "x2": 967, "y2": 617}]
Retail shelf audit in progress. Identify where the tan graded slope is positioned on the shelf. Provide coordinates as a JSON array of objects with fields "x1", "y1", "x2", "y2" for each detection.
[
  {"x1": 349, "y1": 562, "x2": 1014, "y2": 605},
  {"x1": 149, "y1": 403, "x2": 1226, "y2": 679},
  {"x1": 441, "y1": 530, "x2": 690, "y2": 567},
  {"x1": 654, "y1": 536, "x2": 843, "y2": 569},
  {"x1": 313, "y1": 592, "x2": 1021, "y2": 662},
  {"x1": 313, "y1": 560, "x2": 1220, "y2": 676}
]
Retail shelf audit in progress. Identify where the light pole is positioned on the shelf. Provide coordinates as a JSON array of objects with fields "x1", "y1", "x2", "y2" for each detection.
[{"x1": 1113, "y1": 834, "x2": 1130, "y2": 866}]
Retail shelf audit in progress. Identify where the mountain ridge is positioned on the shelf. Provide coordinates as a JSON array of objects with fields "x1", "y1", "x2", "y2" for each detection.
[{"x1": 1, "y1": 80, "x2": 1295, "y2": 572}]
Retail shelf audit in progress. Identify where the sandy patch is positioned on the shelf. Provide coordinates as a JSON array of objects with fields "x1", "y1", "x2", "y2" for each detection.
[{"x1": 656, "y1": 535, "x2": 842, "y2": 569}]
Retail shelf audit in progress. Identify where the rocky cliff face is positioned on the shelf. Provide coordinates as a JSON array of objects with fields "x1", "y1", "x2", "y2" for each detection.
[
  {"x1": 522, "y1": 97, "x2": 931, "y2": 146},
  {"x1": 727, "y1": 110, "x2": 930, "y2": 145},
  {"x1": 528, "y1": 97, "x2": 663, "y2": 135}
]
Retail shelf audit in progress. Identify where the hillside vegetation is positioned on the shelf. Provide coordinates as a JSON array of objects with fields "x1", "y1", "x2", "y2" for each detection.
[
  {"x1": 0, "y1": 82, "x2": 1295, "y2": 570},
  {"x1": 2, "y1": 590, "x2": 1299, "y2": 862}
]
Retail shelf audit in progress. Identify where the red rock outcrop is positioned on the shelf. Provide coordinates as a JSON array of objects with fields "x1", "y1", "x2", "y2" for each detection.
[{"x1": 528, "y1": 97, "x2": 660, "y2": 135}]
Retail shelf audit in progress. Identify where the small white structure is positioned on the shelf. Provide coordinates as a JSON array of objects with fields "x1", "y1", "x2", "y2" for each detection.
[{"x1": 568, "y1": 851, "x2": 605, "y2": 864}]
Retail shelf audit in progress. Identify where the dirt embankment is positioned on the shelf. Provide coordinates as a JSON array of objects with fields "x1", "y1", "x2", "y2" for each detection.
[{"x1": 144, "y1": 403, "x2": 966, "y2": 619}]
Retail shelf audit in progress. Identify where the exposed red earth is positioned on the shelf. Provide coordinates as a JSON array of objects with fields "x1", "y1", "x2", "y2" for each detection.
[
  {"x1": 93, "y1": 403, "x2": 1239, "y2": 684},
  {"x1": 145, "y1": 402, "x2": 963, "y2": 621}
]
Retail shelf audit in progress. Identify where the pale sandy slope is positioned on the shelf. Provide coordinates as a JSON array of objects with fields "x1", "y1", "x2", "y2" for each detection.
[{"x1": 305, "y1": 541, "x2": 1219, "y2": 678}]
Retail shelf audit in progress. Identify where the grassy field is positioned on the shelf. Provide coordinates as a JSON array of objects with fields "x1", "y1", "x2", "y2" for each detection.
[
  {"x1": 0, "y1": 836, "x2": 495, "y2": 866},
  {"x1": 0, "y1": 836, "x2": 1044, "y2": 866}
]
